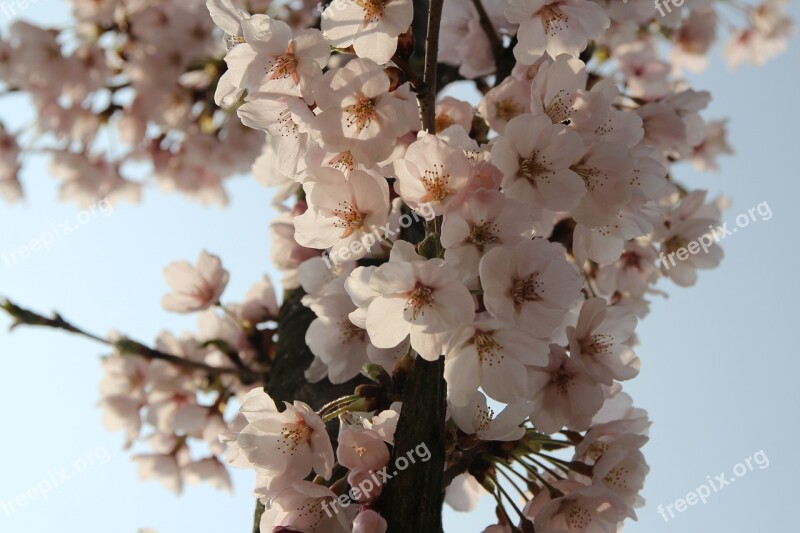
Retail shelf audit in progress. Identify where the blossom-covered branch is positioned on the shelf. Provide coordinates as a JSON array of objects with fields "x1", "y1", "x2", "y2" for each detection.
[{"x1": 0, "y1": 0, "x2": 794, "y2": 532}]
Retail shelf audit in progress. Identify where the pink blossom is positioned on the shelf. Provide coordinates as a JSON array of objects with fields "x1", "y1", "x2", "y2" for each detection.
[
  {"x1": 161, "y1": 250, "x2": 230, "y2": 313},
  {"x1": 506, "y1": 0, "x2": 610, "y2": 64},
  {"x1": 321, "y1": 0, "x2": 413, "y2": 64},
  {"x1": 567, "y1": 298, "x2": 640, "y2": 385},
  {"x1": 491, "y1": 113, "x2": 586, "y2": 213},
  {"x1": 480, "y1": 239, "x2": 583, "y2": 337},
  {"x1": 527, "y1": 345, "x2": 604, "y2": 434},
  {"x1": 394, "y1": 132, "x2": 472, "y2": 216}
]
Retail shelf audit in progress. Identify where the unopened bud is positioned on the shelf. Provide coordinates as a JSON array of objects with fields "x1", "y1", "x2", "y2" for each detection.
[
  {"x1": 361, "y1": 363, "x2": 391, "y2": 385},
  {"x1": 395, "y1": 29, "x2": 415, "y2": 60}
]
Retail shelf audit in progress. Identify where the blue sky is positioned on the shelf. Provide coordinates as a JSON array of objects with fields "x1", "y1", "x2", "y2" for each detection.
[{"x1": 1, "y1": 2, "x2": 799, "y2": 532}]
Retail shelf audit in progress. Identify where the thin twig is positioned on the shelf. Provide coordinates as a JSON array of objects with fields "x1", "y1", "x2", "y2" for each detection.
[
  {"x1": 1, "y1": 299, "x2": 261, "y2": 382},
  {"x1": 470, "y1": 0, "x2": 517, "y2": 87},
  {"x1": 471, "y1": 0, "x2": 503, "y2": 53}
]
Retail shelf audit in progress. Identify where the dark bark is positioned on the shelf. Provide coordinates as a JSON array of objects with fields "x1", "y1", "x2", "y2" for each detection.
[
  {"x1": 381, "y1": 1, "x2": 449, "y2": 530},
  {"x1": 380, "y1": 357, "x2": 448, "y2": 533},
  {"x1": 268, "y1": 287, "x2": 364, "y2": 407}
]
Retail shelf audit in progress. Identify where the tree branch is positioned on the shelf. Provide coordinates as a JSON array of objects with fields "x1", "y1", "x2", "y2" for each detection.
[
  {"x1": 0, "y1": 299, "x2": 262, "y2": 382},
  {"x1": 381, "y1": 1, "x2": 448, "y2": 532},
  {"x1": 419, "y1": 0, "x2": 445, "y2": 132},
  {"x1": 471, "y1": 0, "x2": 503, "y2": 54},
  {"x1": 470, "y1": 0, "x2": 516, "y2": 87},
  {"x1": 381, "y1": 356, "x2": 448, "y2": 533}
]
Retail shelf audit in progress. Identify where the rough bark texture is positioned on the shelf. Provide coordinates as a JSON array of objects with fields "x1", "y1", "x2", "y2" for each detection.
[{"x1": 380, "y1": 357, "x2": 448, "y2": 533}]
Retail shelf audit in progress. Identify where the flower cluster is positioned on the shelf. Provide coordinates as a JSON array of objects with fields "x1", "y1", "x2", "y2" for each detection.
[
  {"x1": 99, "y1": 250, "x2": 279, "y2": 495},
  {"x1": 0, "y1": 0, "x2": 291, "y2": 206},
  {"x1": 1, "y1": 0, "x2": 792, "y2": 532},
  {"x1": 195, "y1": 0, "x2": 792, "y2": 531}
]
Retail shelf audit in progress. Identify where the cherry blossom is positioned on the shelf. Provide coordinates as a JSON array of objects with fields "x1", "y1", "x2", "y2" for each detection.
[
  {"x1": 353, "y1": 509, "x2": 389, "y2": 533},
  {"x1": 0, "y1": 1, "x2": 793, "y2": 531},
  {"x1": 656, "y1": 190, "x2": 725, "y2": 286},
  {"x1": 260, "y1": 481, "x2": 350, "y2": 532},
  {"x1": 313, "y1": 58, "x2": 415, "y2": 165},
  {"x1": 491, "y1": 113, "x2": 587, "y2": 213},
  {"x1": 394, "y1": 132, "x2": 473, "y2": 216},
  {"x1": 0, "y1": 126, "x2": 22, "y2": 203},
  {"x1": 305, "y1": 293, "x2": 371, "y2": 383},
  {"x1": 524, "y1": 480, "x2": 619, "y2": 533},
  {"x1": 217, "y1": 14, "x2": 329, "y2": 102},
  {"x1": 506, "y1": 0, "x2": 610, "y2": 64},
  {"x1": 478, "y1": 75, "x2": 532, "y2": 134},
  {"x1": 435, "y1": 96, "x2": 475, "y2": 133},
  {"x1": 441, "y1": 190, "x2": 532, "y2": 282},
  {"x1": 440, "y1": 0, "x2": 509, "y2": 78},
  {"x1": 527, "y1": 345, "x2": 605, "y2": 434},
  {"x1": 567, "y1": 298, "x2": 640, "y2": 385},
  {"x1": 444, "y1": 316, "x2": 549, "y2": 405},
  {"x1": 449, "y1": 391, "x2": 531, "y2": 441},
  {"x1": 161, "y1": 250, "x2": 229, "y2": 313},
  {"x1": 238, "y1": 96, "x2": 316, "y2": 181},
  {"x1": 237, "y1": 391, "x2": 335, "y2": 493},
  {"x1": 294, "y1": 167, "x2": 391, "y2": 259},
  {"x1": 361, "y1": 255, "x2": 475, "y2": 360},
  {"x1": 530, "y1": 53, "x2": 587, "y2": 123},
  {"x1": 337, "y1": 426, "x2": 390, "y2": 472},
  {"x1": 321, "y1": 0, "x2": 414, "y2": 65},
  {"x1": 480, "y1": 239, "x2": 583, "y2": 337}
]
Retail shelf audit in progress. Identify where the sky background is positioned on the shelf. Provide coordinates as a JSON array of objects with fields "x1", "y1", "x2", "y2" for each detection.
[{"x1": 1, "y1": 2, "x2": 799, "y2": 532}]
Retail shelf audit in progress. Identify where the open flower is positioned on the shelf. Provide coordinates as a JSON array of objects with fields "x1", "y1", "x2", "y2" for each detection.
[
  {"x1": 161, "y1": 250, "x2": 229, "y2": 313},
  {"x1": 218, "y1": 14, "x2": 329, "y2": 102},
  {"x1": 237, "y1": 390, "x2": 335, "y2": 492},
  {"x1": 590, "y1": 434, "x2": 649, "y2": 518},
  {"x1": 441, "y1": 190, "x2": 532, "y2": 283},
  {"x1": 294, "y1": 166, "x2": 390, "y2": 259},
  {"x1": 444, "y1": 317, "x2": 549, "y2": 406},
  {"x1": 321, "y1": 0, "x2": 413, "y2": 64},
  {"x1": 478, "y1": 75, "x2": 532, "y2": 134},
  {"x1": 237, "y1": 95, "x2": 315, "y2": 181},
  {"x1": 527, "y1": 345, "x2": 604, "y2": 434},
  {"x1": 570, "y1": 142, "x2": 634, "y2": 228},
  {"x1": 530, "y1": 53, "x2": 587, "y2": 123},
  {"x1": 259, "y1": 481, "x2": 350, "y2": 533},
  {"x1": 449, "y1": 390, "x2": 531, "y2": 441},
  {"x1": 567, "y1": 298, "x2": 640, "y2": 385},
  {"x1": 524, "y1": 480, "x2": 619, "y2": 533},
  {"x1": 491, "y1": 113, "x2": 586, "y2": 213},
  {"x1": 506, "y1": 0, "x2": 610, "y2": 64},
  {"x1": 313, "y1": 59, "x2": 413, "y2": 165},
  {"x1": 362, "y1": 256, "x2": 475, "y2": 360},
  {"x1": 480, "y1": 239, "x2": 583, "y2": 338},
  {"x1": 394, "y1": 132, "x2": 472, "y2": 216}
]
